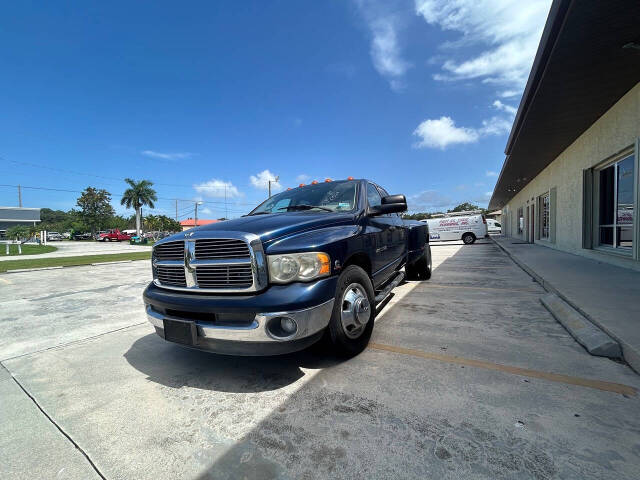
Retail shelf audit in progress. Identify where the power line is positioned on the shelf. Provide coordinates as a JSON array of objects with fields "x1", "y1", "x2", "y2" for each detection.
[
  {"x1": 0, "y1": 183, "x2": 253, "y2": 209},
  {"x1": 1, "y1": 156, "x2": 258, "y2": 205}
]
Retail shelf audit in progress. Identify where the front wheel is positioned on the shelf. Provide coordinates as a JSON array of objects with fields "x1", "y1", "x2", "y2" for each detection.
[
  {"x1": 462, "y1": 233, "x2": 476, "y2": 245},
  {"x1": 325, "y1": 265, "x2": 376, "y2": 357}
]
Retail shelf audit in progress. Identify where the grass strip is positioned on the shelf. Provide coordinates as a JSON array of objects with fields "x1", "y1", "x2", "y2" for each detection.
[
  {"x1": 0, "y1": 251, "x2": 151, "y2": 272},
  {"x1": 0, "y1": 244, "x2": 58, "y2": 256}
]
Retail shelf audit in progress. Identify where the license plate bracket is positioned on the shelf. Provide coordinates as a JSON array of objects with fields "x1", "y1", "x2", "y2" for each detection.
[{"x1": 163, "y1": 318, "x2": 197, "y2": 345}]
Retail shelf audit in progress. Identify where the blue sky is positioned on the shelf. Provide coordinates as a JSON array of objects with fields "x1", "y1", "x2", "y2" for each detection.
[{"x1": 0, "y1": 0, "x2": 551, "y2": 219}]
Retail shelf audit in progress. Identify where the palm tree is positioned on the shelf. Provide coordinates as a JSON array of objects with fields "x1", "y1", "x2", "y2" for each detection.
[{"x1": 120, "y1": 178, "x2": 157, "y2": 237}]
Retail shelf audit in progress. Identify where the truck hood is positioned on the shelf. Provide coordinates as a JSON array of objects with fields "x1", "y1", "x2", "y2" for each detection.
[{"x1": 173, "y1": 212, "x2": 357, "y2": 244}]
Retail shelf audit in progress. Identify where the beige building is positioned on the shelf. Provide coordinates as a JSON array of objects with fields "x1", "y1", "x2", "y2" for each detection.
[{"x1": 490, "y1": 0, "x2": 640, "y2": 271}]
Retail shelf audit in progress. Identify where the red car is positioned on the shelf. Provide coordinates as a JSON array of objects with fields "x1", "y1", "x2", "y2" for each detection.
[{"x1": 98, "y1": 229, "x2": 132, "y2": 242}]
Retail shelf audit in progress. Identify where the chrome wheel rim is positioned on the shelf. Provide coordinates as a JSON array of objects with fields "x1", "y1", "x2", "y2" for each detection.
[{"x1": 340, "y1": 283, "x2": 371, "y2": 339}]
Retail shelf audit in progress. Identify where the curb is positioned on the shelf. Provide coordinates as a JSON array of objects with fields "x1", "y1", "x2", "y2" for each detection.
[
  {"x1": 540, "y1": 293, "x2": 621, "y2": 358},
  {"x1": 490, "y1": 237, "x2": 630, "y2": 366}
]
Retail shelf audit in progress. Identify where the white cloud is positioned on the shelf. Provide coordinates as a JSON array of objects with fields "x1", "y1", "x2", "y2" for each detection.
[
  {"x1": 485, "y1": 170, "x2": 498, "y2": 177},
  {"x1": 250, "y1": 170, "x2": 281, "y2": 191},
  {"x1": 413, "y1": 97, "x2": 517, "y2": 150},
  {"x1": 354, "y1": 1, "x2": 411, "y2": 90},
  {"x1": 296, "y1": 174, "x2": 310, "y2": 182},
  {"x1": 200, "y1": 207, "x2": 213, "y2": 215},
  {"x1": 413, "y1": 116, "x2": 479, "y2": 149},
  {"x1": 492, "y1": 100, "x2": 517, "y2": 116},
  {"x1": 141, "y1": 150, "x2": 194, "y2": 160},
  {"x1": 193, "y1": 179, "x2": 241, "y2": 198},
  {"x1": 407, "y1": 190, "x2": 453, "y2": 211},
  {"x1": 415, "y1": 0, "x2": 551, "y2": 94}
]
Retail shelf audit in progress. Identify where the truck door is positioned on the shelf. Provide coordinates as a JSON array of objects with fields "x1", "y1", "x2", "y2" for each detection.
[
  {"x1": 365, "y1": 183, "x2": 396, "y2": 286},
  {"x1": 376, "y1": 185, "x2": 406, "y2": 265}
]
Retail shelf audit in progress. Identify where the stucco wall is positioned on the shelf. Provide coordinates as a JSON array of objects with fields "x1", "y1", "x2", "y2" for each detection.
[{"x1": 503, "y1": 82, "x2": 640, "y2": 270}]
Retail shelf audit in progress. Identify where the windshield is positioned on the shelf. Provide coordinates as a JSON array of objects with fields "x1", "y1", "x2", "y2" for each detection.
[{"x1": 248, "y1": 180, "x2": 358, "y2": 215}]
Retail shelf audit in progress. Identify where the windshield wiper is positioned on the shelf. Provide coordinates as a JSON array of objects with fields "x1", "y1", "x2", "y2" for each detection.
[
  {"x1": 244, "y1": 211, "x2": 273, "y2": 216},
  {"x1": 278, "y1": 205, "x2": 333, "y2": 212}
]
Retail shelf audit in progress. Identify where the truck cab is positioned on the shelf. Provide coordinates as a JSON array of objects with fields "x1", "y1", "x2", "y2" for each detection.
[{"x1": 143, "y1": 179, "x2": 431, "y2": 356}]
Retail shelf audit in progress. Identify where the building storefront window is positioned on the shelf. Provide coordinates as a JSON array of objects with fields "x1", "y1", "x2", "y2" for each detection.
[
  {"x1": 597, "y1": 154, "x2": 634, "y2": 251},
  {"x1": 541, "y1": 193, "x2": 550, "y2": 239},
  {"x1": 517, "y1": 207, "x2": 524, "y2": 235}
]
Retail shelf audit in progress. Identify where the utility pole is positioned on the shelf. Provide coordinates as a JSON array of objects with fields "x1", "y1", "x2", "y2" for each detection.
[
  {"x1": 195, "y1": 201, "x2": 203, "y2": 228},
  {"x1": 175, "y1": 199, "x2": 178, "y2": 221},
  {"x1": 268, "y1": 176, "x2": 280, "y2": 198},
  {"x1": 18, "y1": 185, "x2": 22, "y2": 207},
  {"x1": 224, "y1": 185, "x2": 228, "y2": 219}
]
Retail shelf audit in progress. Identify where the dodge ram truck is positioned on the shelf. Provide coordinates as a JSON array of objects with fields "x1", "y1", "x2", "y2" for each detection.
[{"x1": 143, "y1": 178, "x2": 431, "y2": 356}]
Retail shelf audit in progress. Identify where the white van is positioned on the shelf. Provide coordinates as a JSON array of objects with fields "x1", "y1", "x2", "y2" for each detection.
[
  {"x1": 486, "y1": 218, "x2": 502, "y2": 234},
  {"x1": 421, "y1": 212, "x2": 488, "y2": 244}
]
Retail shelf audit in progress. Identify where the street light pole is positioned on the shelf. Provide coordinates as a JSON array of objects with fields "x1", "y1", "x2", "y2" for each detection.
[{"x1": 268, "y1": 176, "x2": 279, "y2": 198}]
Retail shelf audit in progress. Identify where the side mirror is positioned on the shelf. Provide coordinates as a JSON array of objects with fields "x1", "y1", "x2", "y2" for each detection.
[{"x1": 369, "y1": 194, "x2": 407, "y2": 216}]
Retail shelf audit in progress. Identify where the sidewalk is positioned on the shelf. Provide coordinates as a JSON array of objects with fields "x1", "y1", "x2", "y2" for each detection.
[
  {"x1": 492, "y1": 236, "x2": 640, "y2": 373},
  {"x1": 0, "y1": 241, "x2": 151, "y2": 261}
]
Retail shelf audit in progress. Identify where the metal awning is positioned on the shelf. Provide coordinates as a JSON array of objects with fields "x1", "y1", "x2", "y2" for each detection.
[{"x1": 489, "y1": 0, "x2": 640, "y2": 210}]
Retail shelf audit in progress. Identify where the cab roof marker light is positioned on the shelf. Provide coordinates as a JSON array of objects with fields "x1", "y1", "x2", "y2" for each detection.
[
  {"x1": 299, "y1": 183, "x2": 305, "y2": 187},
  {"x1": 311, "y1": 180, "x2": 319, "y2": 185},
  {"x1": 325, "y1": 178, "x2": 332, "y2": 182},
  {"x1": 347, "y1": 176, "x2": 354, "y2": 180}
]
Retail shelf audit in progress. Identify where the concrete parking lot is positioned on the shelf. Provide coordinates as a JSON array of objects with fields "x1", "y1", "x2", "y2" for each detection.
[{"x1": 1, "y1": 241, "x2": 639, "y2": 479}]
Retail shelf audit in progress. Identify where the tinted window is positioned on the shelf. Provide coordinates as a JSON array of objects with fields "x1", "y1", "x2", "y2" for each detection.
[{"x1": 367, "y1": 183, "x2": 382, "y2": 208}]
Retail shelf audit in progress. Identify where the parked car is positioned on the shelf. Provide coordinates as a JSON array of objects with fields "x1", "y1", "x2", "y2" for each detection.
[
  {"x1": 486, "y1": 218, "x2": 502, "y2": 234},
  {"x1": 46, "y1": 231, "x2": 63, "y2": 241},
  {"x1": 422, "y1": 212, "x2": 488, "y2": 244},
  {"x1": 97, "y1": 229, "x2": 132, "y2": 242},
  {"x1": 143, "y1": 178, "x2": 432, "y2": 357}
]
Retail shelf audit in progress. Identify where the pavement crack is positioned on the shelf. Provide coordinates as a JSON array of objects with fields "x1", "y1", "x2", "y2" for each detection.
[
  {"x1": 1, "y1": 322, "x2": 147, "y2": 362},
  {"x1": 0, "y1": 363, "x2": 107, "y2": 480}
]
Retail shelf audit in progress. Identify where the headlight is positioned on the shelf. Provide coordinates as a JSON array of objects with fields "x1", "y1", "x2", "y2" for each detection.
[{"x1": 267, "y1": 252, "x2": 330, "y2": 284}]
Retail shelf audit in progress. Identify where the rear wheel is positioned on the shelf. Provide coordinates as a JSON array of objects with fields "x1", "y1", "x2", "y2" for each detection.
[
  {"x1": 326, "y1": 265, "x2": 375, "y2": 357},
  {"x1": 406, "y1": 246, "x2": 432, "y2": 280},
  {"x1": 462, "y1": 233, "x2": 476, "y2": 245}
]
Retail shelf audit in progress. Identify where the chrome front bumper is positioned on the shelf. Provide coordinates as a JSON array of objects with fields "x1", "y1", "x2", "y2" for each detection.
[{"x1": 146, "y1": 299, "x2": 334, "y2": 353}]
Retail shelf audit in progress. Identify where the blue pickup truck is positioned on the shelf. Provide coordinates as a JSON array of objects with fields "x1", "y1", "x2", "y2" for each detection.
[{"x1": 143, "y1": 178, "x2": 431, "y2": 356}]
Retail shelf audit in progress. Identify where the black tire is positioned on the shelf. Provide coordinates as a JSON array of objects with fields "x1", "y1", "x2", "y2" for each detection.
[
  {"x1": 406, "y1": 246, "x2": 432, "y2": 280},
  {"x1": 326, "y1": 265, "x2": 376, "y2": 357},
  {"x1": 462, "y1": 233, "x2": 476, "y2": 245}
]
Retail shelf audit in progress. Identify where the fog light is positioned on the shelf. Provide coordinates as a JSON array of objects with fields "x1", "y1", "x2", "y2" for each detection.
[{"x1": 280, "y1": 317, "x2": 297, "y2": 334}]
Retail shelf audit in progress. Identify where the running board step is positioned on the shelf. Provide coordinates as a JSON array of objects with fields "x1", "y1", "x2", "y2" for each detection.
[{"x1": 375, "y1": 271, "x2": 405, "y2": 304}]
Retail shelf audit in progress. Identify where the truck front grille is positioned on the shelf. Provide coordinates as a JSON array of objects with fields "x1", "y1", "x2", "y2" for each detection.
[
  {"x1": 156, "y1": 265, "x2": 187, "y2": 287},
  {"x1": 196, "y1": 264, "x2": 253, "y2": 289},
  {"x1": 154, "y1": 241, "x2": 184, "y2": 260},
  {"x1": 195, "y1": 238, "x2": 250, "y2": 259},
  {"x1": 153, "y1": 235, "x2": 263, "y2": 292}
]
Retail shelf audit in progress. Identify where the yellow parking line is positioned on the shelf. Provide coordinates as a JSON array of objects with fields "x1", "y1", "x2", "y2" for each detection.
[
  {"x1": 369, "y1": 342, "x2": 637, "y2": 397},
  {"x1": 424, "y1": 283, "x2": 542, "y2": 294}
]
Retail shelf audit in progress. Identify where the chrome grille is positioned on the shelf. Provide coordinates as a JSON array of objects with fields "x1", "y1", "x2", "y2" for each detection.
[
  {"x1": 195, "y1": 238, "x2": 250, "y2": 259},
  {"x1": 152, "y1": 233, "x2": 266, "y2": 292},
  {"x1": 154, "y1": 241, "x2": 184, "y2": 260},
  {"x1": 196, "y1": 264, "x2": 253, "y2": 289},
  {"x1": 156, "y1": 265, "x2": 187, "y2": 287}
]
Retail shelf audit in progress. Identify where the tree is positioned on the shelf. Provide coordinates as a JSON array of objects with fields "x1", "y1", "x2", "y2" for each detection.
[
  {"x1": 6, "y1": 225, "x2": 39, "y2": 244},
  {"x1": 76, "y1": 187, "x2": 115, "y2": 235},
  {"x1": 448, "y1": 202, "x2": 483, "y2": 213},
  {"x1": 120, "y1": 178, "x2": 157, "y2": 237}
]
